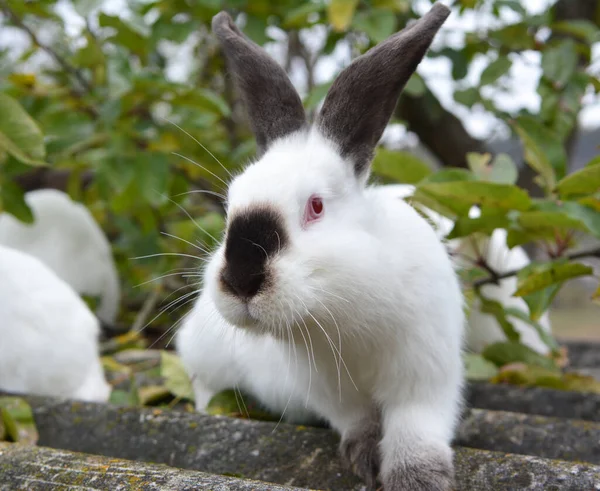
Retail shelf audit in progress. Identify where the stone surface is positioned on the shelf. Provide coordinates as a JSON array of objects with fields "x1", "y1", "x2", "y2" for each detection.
[
  {"x1": 565, "y1": 341, "x2": 600, "y2": 368},
  {"x1": 467, "y1": 381, "x2": 600, "y2": 421},
  {"x1": 0, "y1": 442, "x2": 308, "y2": 490},
  {"x1": 457, "y1": 408, "x2": 600, "y2": 463},
  {"x1": 12, "y1": 395, "x2": 600, "y2": 490}
]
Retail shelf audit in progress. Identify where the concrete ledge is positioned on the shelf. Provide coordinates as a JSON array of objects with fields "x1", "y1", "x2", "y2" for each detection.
[
  {"x1": 467, "y1": 381, "x2": 600, "y2": 421},
  {"x1": 11, "y1": 395, "x2": 600, "y2": 490},
  {"x1": 565, "y1": 341, "x2": 600, "y2": 368},
  {"x1": 457, "y1": 408, "x2": 600, "y2": 463},
  {"x1": 0, "y1": 442, "x2": 308, "y2": 490}
]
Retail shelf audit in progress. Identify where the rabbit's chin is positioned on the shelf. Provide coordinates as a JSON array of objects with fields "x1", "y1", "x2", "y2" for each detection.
[{"x1": 213, "y1": 290, "x2": 282, "y2": 337}]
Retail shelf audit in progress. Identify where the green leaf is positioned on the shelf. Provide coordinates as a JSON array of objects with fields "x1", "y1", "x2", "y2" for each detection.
[
  {"x1": 327, "y1": 0, "x2": 359, "y2": 31},
  {"x1": 283, "y1": 2, "x2": 326, "y2": 28},
  {"x1": 480, "y1": 55, "x2": 512, "y2": 86},
  {"x1": 109, "y1": 389, "x2": 138, "y2": 406},
  {"x1": 447, "y1": 213, "x2": 510, "y2": 240},
  {"x1": 522, "y1": 284, "x2": 561, "y2": 322},
  {"x1": 0, "y1": 180, "x2": 34, "y2": 223},
  {"x1": 482, "y1": 341, "x2": 557, "y2": 370},
  {"x1": 489, "y1": 23, "x2": 534, "y2": 51},
  {"x1": 136, "y1": 153, "x2": 170, "y2": 206},
  {"x1": 0, "y1": 93, "x2": 46, "y2": 166},
  {"x1": 372, "y1": 148, "x2": 432, "y2": 184},
  {"x1": 160, "y1": 351, "x2": 195, "y2": 401},
  {"x1": 207, "y1": 389, "x2": 279, "y2": 421},
  {"x1": 478, "y1": 296, "x2": 520, "y2": 343},
  {"x1": 541, "y1": 40, "x2": 577, "y2": 87},
  {"x1": 173, "y1": 89, "x2": 231, "y2": 117},
  {"x1": 489, "y1": 154, "x2": 518, "y2": 185},
  {"x1": 464, "y1": 353, "x2": 499, "y2": 381},
  {"x1": 417, "y1": 181, "x2": 531, "y2": 211},
  {"x1": 515, "y1": 262, "x2": 593, "y2": 297},
  {"x1": 423, "y1": 168, "x2": 475, "y2": 183},
  {"x1": 352, "y1": 9, "x2": 396, "y2": 43},
  {"x1": 138, "y1": 386, "x2": 173, "y2": 406},
  {"x1": 454, "y1": 87, "x2": 480, "y2": 108},
  {"x1": 468, "y1": 152, "x2": 518, "y2": 185},
  {"x1": 551, "y1": 20, "x2": 600, "y2": 44},
  {"x1": 404, "y1": 73, "x2": 426, "y2": 97},
  {"x1": 99, "y1": 14, "x2": 147, "y2": 57},
  {"x1": 0, "y1": 397, "x2": 38, "y2": 444},
  {"x1": 504, "y1": 307, "x2": 559, "y2": 352},
  {"x1": 512, "y1": 116, "x2": 567, "y2": 189},
  {"x1": 303, "y1": 81, "x2": 333, "y2": 109},
  {"x1": 560, "y1": 202, "x2": 600, "y2": 238},
  {"x1": 516, "y1": 210, "x2": 589, "y2": 234},
  {"x1": 495, "y1": 0, "x2": 526, "y2": 15},
  {"x1": 556, "y1": 163, "x2": 600, "y2": 198},
  {"x1": 244, "y1": 14, "x2": 269, "y2": 45},
  {"x1": 586, "y1": 156, "x2": 600, "y2": 168},
  {"x1": 72, "y1": 0, "x2": 103, "y2": 17},
  {"x1": 467, "y1": 152, "x2": 492, "y2": 177}
]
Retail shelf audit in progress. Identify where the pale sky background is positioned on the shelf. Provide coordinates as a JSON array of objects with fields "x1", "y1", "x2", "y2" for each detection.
[{"x1": 1, "y1": 0, "x2": 599, "y2": 146}]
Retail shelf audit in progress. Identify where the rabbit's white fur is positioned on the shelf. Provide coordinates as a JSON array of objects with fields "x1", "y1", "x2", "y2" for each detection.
[
  {"x1": 177, "y1": 131, "x2": 465, "y2": 486},
  {"x1": 0, "y1": 245, "x2": 111, "y2": 402},
  {"x1": 179, "y1": 6, "x2": 460, "y2": 489},
  {"x1": 380, "y1": 184, "x2": 552, "y2": 354},
  {"x1": 0, "y1": 189, "x2": 120, "y2": 324}
]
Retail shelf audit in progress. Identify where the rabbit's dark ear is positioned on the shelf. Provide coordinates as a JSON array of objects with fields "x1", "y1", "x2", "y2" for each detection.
[
  {"x1": 212, "y1": 12, "x2": 307, "y2": 155},
  {"x1": 317, "y1": 3, "x2": 450, "y2": 178}
]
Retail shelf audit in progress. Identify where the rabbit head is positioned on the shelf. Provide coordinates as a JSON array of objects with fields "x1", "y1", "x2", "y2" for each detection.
[{"x1": 207, "y1": 5, "x2": 450, "y2": 335}]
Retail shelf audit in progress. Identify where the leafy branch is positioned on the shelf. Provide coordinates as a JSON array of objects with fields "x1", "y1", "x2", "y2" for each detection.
[
  {"x1": 0, "y1": 0, "x2": 92, "y2": 94},
  {"x1": 473, "y1": 246, "x2": 600, "y2": 289}
]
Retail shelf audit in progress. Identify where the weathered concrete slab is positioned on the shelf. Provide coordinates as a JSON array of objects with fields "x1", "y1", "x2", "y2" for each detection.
[
  {"x1": 12, "y1": 395, "x2": 600, "y2": 490},
  {"x1": 565, "y1": 341, "x2": 600, "y2": 368},
  {"x1": 0, "y1": 442, "x2": 308, "y2": 490},
  {"x1": 457, "y1": 408, "x2": 600, "y2": 463},
  {"x1": 467, "y1": 381, "x2": 600, "y2": 421}
]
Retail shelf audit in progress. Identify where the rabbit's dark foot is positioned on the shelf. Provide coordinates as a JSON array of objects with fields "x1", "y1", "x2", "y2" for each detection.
[
  {"x1": 340, "y1": 409, "x2": 382, "y2": 490},
  {"x1": 381, "y1": 448, "x2": 454, "y2": 491}
]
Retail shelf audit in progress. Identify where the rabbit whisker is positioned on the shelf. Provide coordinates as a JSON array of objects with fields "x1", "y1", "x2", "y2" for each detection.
[
  {"x1": 172, "y1": 152, "x2": 229, "y2": 190},
  {"x1": 161, "y1": 194, "x2": 220, "y2": 244},
  {"x1": 132, "y1": 252, "x2": 208, "y2": 262},
  {"x1": 160, "y1": 231, "x2": 211, "y2": 255},
  {"x1": 134, "y1": 269, "x2": 199, "y2": 288},
  {"x1": 164, "y1": 117, "x2": 234, "y2": 179},
  {"x1": 242, "y1": 238, "x2": 269, "y2": 260},
  {"x1": 173, "y1": 189, "x2": 227, "y2": 201},
  {"x1": 143, "y1": 287, "x2": 201, "y2": 335},
  {"x1": 286, "y1": 298, "x2": 313, "y2": 409}
]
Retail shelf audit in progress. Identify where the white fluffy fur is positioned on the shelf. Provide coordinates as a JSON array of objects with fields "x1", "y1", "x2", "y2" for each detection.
[
  {"x1": 0, "y1": 189, "x2": 120, "y2": 324},
  {"x1": 380, "y1": 184, "x2": 552, "y2": 355},
  {"x1": 0, "y1": 244, "x2": 111, "y2": 402},
  {"x1": 177, "y1": 131, "x2": 465, "y2": 483}
]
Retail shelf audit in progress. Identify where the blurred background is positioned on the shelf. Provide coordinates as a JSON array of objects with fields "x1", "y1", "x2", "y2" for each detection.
[{"x1": 0, "y1": 0, "x2": 598, "y2": 351}]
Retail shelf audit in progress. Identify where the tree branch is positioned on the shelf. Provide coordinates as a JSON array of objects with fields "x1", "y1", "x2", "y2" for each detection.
[
  {"x1": 396, "y1": 88, "x2": 487, "y2": 169},
  {"x1": 396, "y1": 0, "x2": 598, "y2": 187},
  {"x1": 473, "y1": 246, "x2": 600, "y2": 289},
  {"x1": 0, "y1": 0, "x2": 93, "y2": 94}
]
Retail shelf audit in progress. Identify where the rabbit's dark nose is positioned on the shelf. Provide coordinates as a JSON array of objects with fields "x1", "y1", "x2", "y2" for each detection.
[
  {"x1": 221, "y1": 205, "x2": 288, "y2": 300},
  {"x1": 220, "y1": 268, "x2": 264, "y2": 300}
]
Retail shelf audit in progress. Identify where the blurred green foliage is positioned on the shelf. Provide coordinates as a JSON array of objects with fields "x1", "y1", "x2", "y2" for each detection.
[{"x1": 0, "y1": 0, "x2": 599, "y2": 385}]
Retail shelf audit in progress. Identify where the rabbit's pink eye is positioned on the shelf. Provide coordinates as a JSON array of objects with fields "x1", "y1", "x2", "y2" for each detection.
[
  {"x1": 311, "y1": 197, "x2": 323, "y2": 215},
  {"x1": 304, "y1": 195, "x2": 324, "y2": 226}
]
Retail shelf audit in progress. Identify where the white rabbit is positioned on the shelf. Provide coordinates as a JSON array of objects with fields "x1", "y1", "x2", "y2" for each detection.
[
  {"x1": 0, "y1": 189, "x2": 120, "y2": 325},
  {"x1": 177, "y1": 5, "x2": 462, "y2": 490},
  {"x1": 380, "y1": 184, "x2": 552, "y2": 355},
  {"x1": 0, "y1": 244, "x2": 111, "y2": 402}
]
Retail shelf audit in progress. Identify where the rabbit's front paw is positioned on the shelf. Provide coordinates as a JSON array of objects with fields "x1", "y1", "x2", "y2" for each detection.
[
  {"x1": 339, "y1": 411, "x2": 382, "y2": 490},
  {"x1": 382, "y1": 450, "x2": 454, "y2": 491}
]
